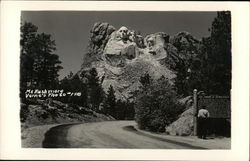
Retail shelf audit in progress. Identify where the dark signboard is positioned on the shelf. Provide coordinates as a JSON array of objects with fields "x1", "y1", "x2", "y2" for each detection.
[{"x1": 198, "y1": 96, "x2": 230, "y2": 118}]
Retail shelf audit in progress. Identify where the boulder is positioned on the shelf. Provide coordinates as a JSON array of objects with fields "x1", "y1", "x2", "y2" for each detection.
[
  {"x1": 165, "y1": 96, "x2": 194, "y2": 136},
  {"x1": 165, "y1": 107, "x2": 194, "y2": 136}
]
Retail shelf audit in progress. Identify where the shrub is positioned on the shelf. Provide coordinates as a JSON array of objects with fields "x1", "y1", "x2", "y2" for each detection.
[{"x1": 135, "y1": 76, "x2": 184, "y2": 132}]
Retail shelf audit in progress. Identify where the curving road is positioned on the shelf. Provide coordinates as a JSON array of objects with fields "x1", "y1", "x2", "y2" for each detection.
[{"x1": 42, "y1": 121, "x2": 205, "y2": 149}]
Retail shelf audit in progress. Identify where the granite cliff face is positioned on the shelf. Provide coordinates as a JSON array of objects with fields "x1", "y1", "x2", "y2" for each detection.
[{"x1": 80, "y1": 22, "x2": 200, "y2": 100}]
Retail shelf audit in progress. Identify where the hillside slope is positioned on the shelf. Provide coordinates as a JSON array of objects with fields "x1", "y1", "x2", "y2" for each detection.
[{"x1": 21, "y1": 99, "x2": 114, "y2": 128}]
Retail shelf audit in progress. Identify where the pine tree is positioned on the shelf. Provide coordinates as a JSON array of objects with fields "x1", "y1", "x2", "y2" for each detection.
[
  {"x1": 198, "y1": 11, "x2": 231, "y2": 95},
  {"x1": 173, "y1": 11, "x2": 231, "y2": 96},
  {"x1": 103, "y1": 85, "x2": 116, "y2": 118},
  {"x1": 115, "y1": 99, "x2": 126, "y2": 120},
  {"x1": 59, "y1": 73, "x2": 88, "y2": 107},
  {"x1": 20, "y1": 22, "x2": 38, "y2": 99},
  {"x1": 20, "y1": 22, "x2": 62, "y2": 100},
  {"x1": 31, "y1": 33, "x2": 62, "y2": 89},
  {"x1": 87, "y1": 68, "x2": 104, "y2": 111}
]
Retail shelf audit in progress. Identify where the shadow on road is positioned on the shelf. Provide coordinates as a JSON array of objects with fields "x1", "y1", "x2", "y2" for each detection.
[{"x1": 42, "y1": 123, "x2": 79, "y2": 148}]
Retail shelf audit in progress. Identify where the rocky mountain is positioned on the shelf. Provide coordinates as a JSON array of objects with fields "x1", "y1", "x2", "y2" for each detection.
[
  {"x1": 79, "y1": 22, "x2": 200, "y2": 100},
  {"x1": 170, "y1": 31, "x2": 202, "y2": 67}
]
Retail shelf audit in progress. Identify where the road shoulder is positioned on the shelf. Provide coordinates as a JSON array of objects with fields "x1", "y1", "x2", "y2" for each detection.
[{"x1": 133, "y1": 125, "x2": 231, "y2": 149}]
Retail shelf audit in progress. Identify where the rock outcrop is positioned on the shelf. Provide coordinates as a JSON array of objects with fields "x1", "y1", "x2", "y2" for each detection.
[
  {"x1": 165, "y1": 96, "x2": 194, "y2": 136},
  {"x1": 165, "y1": 108, "x2": 194, "y2": 136},
  {"x1": 170, "y1": 31, "x2": 201, "y2": 65},
  {"x1": 89, "y1": 22, "x2": 116, "y2": 54},
  {"x1": 81, "y1": 22, "x2": 116, "y2": 68}
]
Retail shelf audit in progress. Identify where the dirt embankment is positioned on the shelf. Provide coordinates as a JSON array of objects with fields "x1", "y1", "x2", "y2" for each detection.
[{"x1": 21, "y1": 99, "x2": 114, "y2": 147}]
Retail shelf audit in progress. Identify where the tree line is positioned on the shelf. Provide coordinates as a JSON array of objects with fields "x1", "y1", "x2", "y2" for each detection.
[
  {"x1": 20, "y1": 22, "x2": 134, "y2": 118},
  {"x1": 20, "y1": 22, "x2": 63, "y2": 100},
  {"x1": 57, "y1": 69, "x2": 135, "y2": 120},
  {"x1": 173, "y1": 11, "x2": 231, "y2": 96}
]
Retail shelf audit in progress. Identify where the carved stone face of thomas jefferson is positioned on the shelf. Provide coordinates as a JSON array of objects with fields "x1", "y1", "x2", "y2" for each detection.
[{"x1": 118, "y1": 26, "x2": 129, "y2": 41}]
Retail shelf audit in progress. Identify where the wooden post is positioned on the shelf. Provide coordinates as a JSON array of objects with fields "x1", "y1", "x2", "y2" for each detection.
[{"x1": 193, "y1": 89, "x2": 198, "y2": 136}]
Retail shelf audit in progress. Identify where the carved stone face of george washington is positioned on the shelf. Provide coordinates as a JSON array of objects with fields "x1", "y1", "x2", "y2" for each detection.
[{"x1": 118, "y1": 26, "x2": 129, "y2": 41}]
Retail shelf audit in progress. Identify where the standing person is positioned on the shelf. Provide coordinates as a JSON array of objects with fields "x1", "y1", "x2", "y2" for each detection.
[{"x1": 197, "y1": 105, "x2": 210, "y2": 139}]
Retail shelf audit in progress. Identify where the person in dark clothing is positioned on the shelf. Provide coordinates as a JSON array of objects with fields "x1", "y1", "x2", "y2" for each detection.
[{"x1": 197, "y1": 105, "x2": 210, "y2": 139}]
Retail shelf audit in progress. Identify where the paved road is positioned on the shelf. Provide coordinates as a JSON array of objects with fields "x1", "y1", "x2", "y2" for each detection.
[{"x1": 42, "y1": 121, "x2": 205, "y2": 149}]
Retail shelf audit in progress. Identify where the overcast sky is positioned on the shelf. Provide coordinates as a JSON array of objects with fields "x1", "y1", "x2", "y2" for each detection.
[{"x1": 21, "y1": 11, "x2": 217, "y2": 79}]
